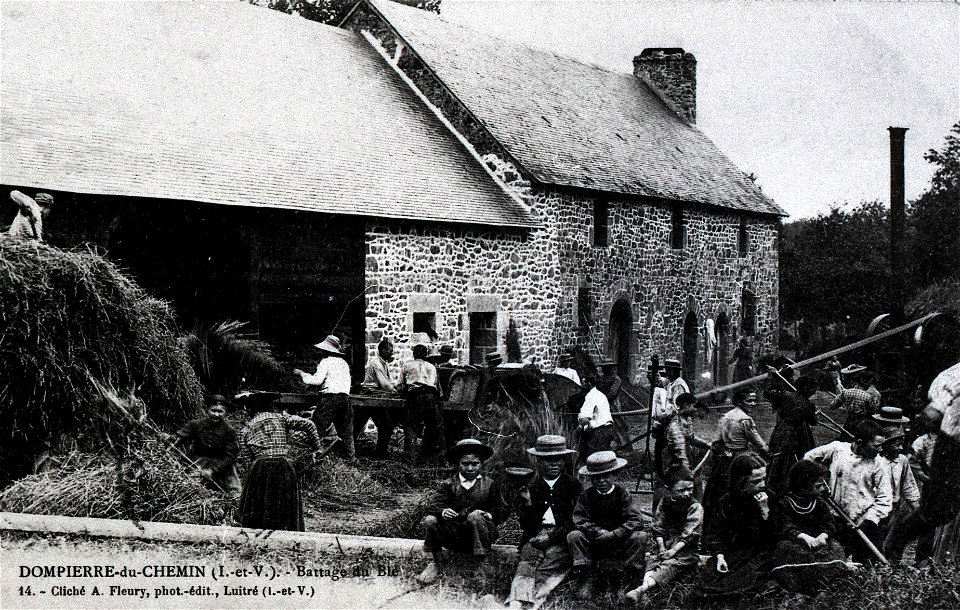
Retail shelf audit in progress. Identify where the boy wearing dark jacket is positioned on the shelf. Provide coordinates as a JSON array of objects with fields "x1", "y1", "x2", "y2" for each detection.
[{"x1": 507, "y1": 435, "x2": 582, "y2": 609}]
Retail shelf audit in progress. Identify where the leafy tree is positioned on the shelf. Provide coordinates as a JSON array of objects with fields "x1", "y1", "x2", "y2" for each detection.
[
  {"x1": 780, "y1": 201, "x2": 890, "y2": 329},
  {"x1": 908, "y1": 122, "x2": 960, "y2": 286}
]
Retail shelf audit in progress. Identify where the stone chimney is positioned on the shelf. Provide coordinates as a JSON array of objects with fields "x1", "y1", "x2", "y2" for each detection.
[{"x1": 633, "y1": 48, "x2": 697, "y2": 124}]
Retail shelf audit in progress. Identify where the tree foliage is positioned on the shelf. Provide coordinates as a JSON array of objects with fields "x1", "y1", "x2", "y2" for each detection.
[{"x1": 781, "y1": 122, "x2": 960, "y2": 333}]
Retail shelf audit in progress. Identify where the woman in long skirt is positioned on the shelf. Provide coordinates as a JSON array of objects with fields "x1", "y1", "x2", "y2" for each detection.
[{"x1": 236, "y1": 396, "x2": 321, "y2": 531}]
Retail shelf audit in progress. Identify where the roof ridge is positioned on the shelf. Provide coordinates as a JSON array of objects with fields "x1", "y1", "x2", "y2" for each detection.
[{"x1": 370, "y1": 0, "x2": 632, "y2": 77}]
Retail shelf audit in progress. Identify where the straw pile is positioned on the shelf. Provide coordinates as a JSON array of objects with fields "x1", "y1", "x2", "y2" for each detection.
[
  {"x1": 0, "y1": 440, "x2": 228, "y2": 525},
  {"x1": 0, "y1": 239, "x2": 203, "y2": 479}
]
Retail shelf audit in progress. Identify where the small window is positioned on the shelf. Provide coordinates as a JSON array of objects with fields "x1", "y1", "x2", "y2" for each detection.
[
  {"x1": 413, "y1": 312, "x2": 438, "y2": 340},
  {"x1": 469, "y1": 312, "x2": 497, "y2": 365},
  {"x1": 593, "y1": 201, "x2": 610, "y2": 247},
  {"x1": 742, "y1": 289, "x2": 757, "y2": 336},
  {"x1": 671, "y1": 207, "x2": 685, "y2": 249},
  {"x1": 738, "y1": 217, "x2": 748, "y2": 256},
  {"x1": 577, "y1": 285, "x2": 593, "y2": 329}
]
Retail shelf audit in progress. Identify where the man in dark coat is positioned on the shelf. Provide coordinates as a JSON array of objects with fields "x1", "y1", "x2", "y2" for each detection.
[
  {"x1": 172, "y1": 394, "x2": 240, "y2": 496},
  {"x1": 507, "y1": 435, "x2": 582, "y2": 609},
  {"x1": 417, "y1": 439, "x2": 507, "y2": 584}
]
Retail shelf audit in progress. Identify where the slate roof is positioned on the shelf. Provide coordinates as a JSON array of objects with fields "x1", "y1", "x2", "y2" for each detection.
[
  {"x1": 0, "y1": 2, "x2": 536, "y2": 228},
  {"x1": 368, "y1": 0, "x2": 786, "y2": 217}
]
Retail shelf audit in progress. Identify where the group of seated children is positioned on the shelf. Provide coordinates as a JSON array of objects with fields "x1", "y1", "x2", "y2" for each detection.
[{"x1": 418, "y1": 434, "x2": 860, "y2": 609}]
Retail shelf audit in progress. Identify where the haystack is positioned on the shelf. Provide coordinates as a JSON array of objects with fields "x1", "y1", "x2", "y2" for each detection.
[
  {"x1": 0, "y1": 239, "x2": 203, "y2": 482},
  {"x1": 0, "y1": 443, "x2": 228, "y2": 525}
]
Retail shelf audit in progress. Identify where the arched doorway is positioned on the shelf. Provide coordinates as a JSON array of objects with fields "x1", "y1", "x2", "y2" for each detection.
[
  {"x1": 608, "y1": 298, "x2": 633, "y2": 380},
  {"x1": 714, "y1": 313, "x2": 730, "y2": 385},
  {"x1": 683, "y1": 312, "x2": 698, "y2": 383}
]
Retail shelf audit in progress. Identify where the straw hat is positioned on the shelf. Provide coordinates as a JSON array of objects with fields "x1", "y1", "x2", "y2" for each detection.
[
  {"x1": 527, "y1": 434, "x2": 576, "y2": 457},
  {"x1": 599, "y1": 358, "x2": 618, "y2": 370},
  {"x1": 873, "y1": 406, "x2": 909, "y2": 425},
  {"x1": 841, "y1": 364, "x2": 867, "y2": 375},
  {"x1": 446, "y1": 438, "x2": 493, "y2": 463},
  {"x1": 663, "y1": 359, "x2": 682, "y2": 370},
  {"x1": 577, "y1": 450, "x2": 627, "y2": 476},
  {"x1": 314, "y1": 335, "x2": 345, "y2": 355},
  {"x1": 558, "y1": 353, "x2": 575, "y2": 364},
  {"x1": 205, "y1": 394, "x2": 228, "y2": 406}
]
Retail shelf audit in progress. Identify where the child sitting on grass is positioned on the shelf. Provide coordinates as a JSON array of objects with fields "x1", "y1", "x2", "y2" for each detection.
[
  {"x1": 567, "y1": 451, "x2": 647, "y2": 600},
  {"x1": 625, "y1": 464, "x2": 703, "y2": 605},
  {"x1": 416, "y1": 439, "x2": 507, "y2": 585}
]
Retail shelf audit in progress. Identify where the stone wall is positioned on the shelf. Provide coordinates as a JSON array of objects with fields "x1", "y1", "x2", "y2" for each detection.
[
  {"x1": 347, "y1": 5, "x2": 780, "y2": 386},
  {"x1": 363, "y1": 221, "x2": 559, "y2": 371}
]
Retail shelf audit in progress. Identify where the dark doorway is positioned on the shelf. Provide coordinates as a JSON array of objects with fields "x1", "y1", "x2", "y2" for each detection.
[
  {"x1": 469, "y1": 312, "x2": 498, "y2": 365},
  {"x1": 109, "y1": 203, "x2": 250, "y2": 327},
  {"x1": 608, "y1": 298, "x2": 633, "y2": 380},
  {"x1": 683, "y1": 312, "x2": 698, "y2": 383},
  {"x1": 714, "y1": 313, "x2": 730, "y2": 385}
]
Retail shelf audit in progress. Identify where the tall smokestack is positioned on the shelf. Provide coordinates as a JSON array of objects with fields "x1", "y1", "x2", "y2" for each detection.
[{"x1": 889, "y1": 126, "x2": 908, "y2": 322}]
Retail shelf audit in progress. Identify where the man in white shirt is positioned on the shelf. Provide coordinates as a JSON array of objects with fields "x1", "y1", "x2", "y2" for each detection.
[
  {"x1": 663, "y1": 359, "x2": 690, "y2": 417},
  {"x1": 804, "y1": 419, "x2": 892, "y2": 563},
  {"x1": 402, "y1": 344, "x2": 442, "y2": 461},
  {"x1": 295, "y1": 334, "x2": 354, "y2": 459},
  {"x1": 7, "y1": 190, "x2": 54, "y2": 241},
  {"x1": 554, "y1": 353, "x2": 581, "y2": 386},
  {"x1": 577, "y1": 376, "x2": 615, "y2": 467}
]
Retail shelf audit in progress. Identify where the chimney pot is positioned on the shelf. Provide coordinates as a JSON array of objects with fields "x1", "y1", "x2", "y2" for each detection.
[{"x1": 633, "y1": 47, "x2": 697, "y2": 124}]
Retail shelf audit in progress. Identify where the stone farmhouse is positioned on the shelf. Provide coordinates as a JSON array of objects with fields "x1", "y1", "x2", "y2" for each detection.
[{"x1": 1, "y1": 1, "x2": 784, "y2": 385}]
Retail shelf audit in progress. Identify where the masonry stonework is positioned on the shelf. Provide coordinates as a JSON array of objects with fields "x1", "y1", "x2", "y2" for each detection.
[{"x1": 349, "y1": 5, "x2": 779, "y2": 387}]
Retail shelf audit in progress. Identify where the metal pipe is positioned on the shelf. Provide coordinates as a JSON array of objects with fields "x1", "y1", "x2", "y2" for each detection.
[{"x1": 889, "y1": 127, "x2": 908, "y2": 324}]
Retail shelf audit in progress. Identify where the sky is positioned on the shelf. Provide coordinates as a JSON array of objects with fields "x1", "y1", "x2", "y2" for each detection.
[{"x1": 441, "y1": 0, "x2": 959, "y2": 220}]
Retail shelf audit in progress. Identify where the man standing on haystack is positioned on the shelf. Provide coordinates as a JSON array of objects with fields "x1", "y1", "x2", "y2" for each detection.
[
  {"x1": 295, "y1": 334, "x2": 354, "y2": 460},
  {"x1": 7, "y1": 190, "x2": 54, "y2": 241}
]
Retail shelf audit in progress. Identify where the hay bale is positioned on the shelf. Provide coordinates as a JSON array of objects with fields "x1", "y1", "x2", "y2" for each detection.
[{"x1": 0, "y1": 240, "x2": 203, "y2": 481}]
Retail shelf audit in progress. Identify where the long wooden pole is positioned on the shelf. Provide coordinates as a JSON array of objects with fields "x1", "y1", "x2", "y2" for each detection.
[
  {"x1": 822, "y1": 495, "x2": 889, "y2": 565},
  {"x1": 694, "y1": 312, "x2": 941, "y2": 400}
]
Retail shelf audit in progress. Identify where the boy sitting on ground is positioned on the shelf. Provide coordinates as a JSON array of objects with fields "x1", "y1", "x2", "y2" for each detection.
[
  {"x1": 625, "y1": 464, "x2": 703, "y2": 605},
  {"x1": 568, "y1": 451, "x2": 648, "y2": 599},
  {"x1": 507, "y1": 435, "x2": 582, "y2": 609},
  {"x1": 417, "y1": 439, "x2": 507, "y2": 584}
]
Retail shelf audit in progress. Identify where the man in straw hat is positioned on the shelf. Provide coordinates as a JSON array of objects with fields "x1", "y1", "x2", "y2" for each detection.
[
  {"x1": 507, "y1": 435, "x2": 582, "y2": 609},
  {"x1": 885, "y1": 361, "x2": 960, "y2": 564},
  {"x1": 295, "y1": 334, "x2": 354, "y2": 460},
  {"x1": 417, "y1": 439, "x2": 507, "y2": 585},
  {"x1": 829, "y1": 364, "x2": 881, "y2": 434},
  {"x1": 568, "y1": 451, "x2": 647, "y2": 600},
  {"x1": 662, "y1": 358, "x2": 690, "y2": 418},
  {"x1": 553, "y1": 352, "x2": 581, "y2": 386},
  {"x1": 7, "y1": 190, "x2": 54, "y2": 242}
]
